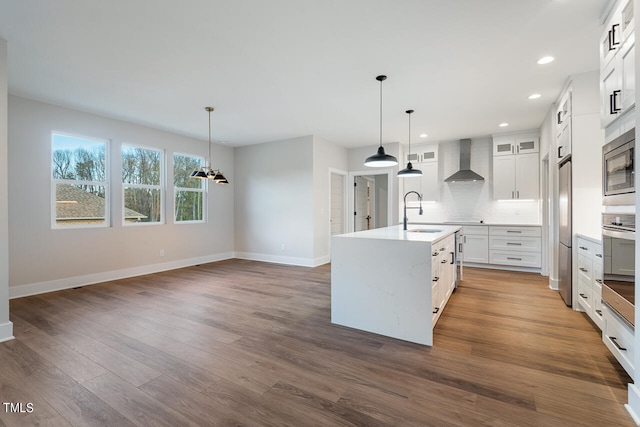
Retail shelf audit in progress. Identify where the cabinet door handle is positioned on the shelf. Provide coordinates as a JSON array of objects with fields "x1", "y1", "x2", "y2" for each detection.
[
  {"x1": 450, "y1": 252, "x2": 455, "y2": 264},
  {"x1": 433, "y1": 307, "x2": 440, "y2": 314},
  {"x1": 579, "y1": 246, "x2": 588, "y2": 250},
  {"x1": 512, "y1": 146, "x2": 515, "y2": 154},
  {"x1": 516, "y1": 190, "x2": 519, "y2": 199},
  {"x1": 595, "y1": 309, "x2": 602, "y2": 316},
  {"x1": 506, "y1": 242, "x2": 522, "y2": 246},
  {"x1": 557, "y1": 111, "x2": 562, "y2": 125},
  {"x1": 432, "y1": 252, "x2": 439, "y2": 257},
  {"x1": 458, "y1": 243, "x2": 463, "y2": 253},
  {"x1": 596, "y1": 279, "x2": 603, "y2": 284},
  {"x1": 610, "y1": 336, "x2": 627, "y2": 351},
  {"x1": 579, "y1": 293, "x2": 588, "y2": 299},
  {"x1": 441, "y1": 259, "x2": 448, "y2": 264},
  {"x1": 610, "y1": 90, "x2": 621, "y2": 114},
  {"x1": 558, "y1": 146, "x2": 563, "y2": 159},
  {"x1": 433, "y1": 277, "x2": 439, "y2": 282},
  {"x1": 506, "y1": 230, "x2": 522, "y2": 233},
  {"x1": 511, "y1": 191, "x2": 514, "y2": 199},
  {"x1": 596, "y1": 253, "x2": 603, "y2": 258},
  {"x1": 611, "y1": 23, "x2": 620, "y2": 48},
  {"x1": 579, "y1": 267, "x2": 588, "y2": 272},
  {"x1": 507, "y1": 257, "x2": 522, "y2": 261}
]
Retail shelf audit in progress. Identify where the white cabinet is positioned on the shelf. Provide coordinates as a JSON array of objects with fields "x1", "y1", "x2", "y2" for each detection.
[
  {"x1": 488, "y1": 226, "x2": 542, "y2": 268},
  {"x1": 432, "y1": 234, "x2": 456, "y2": 326},
  {"x1": 461, "y1": 226, "x2": 488, "y2": 264},
  {"x1": 556, "y1": 89, "x2": 572, "y2": 162},
  {"x1": 600, "y1": 0, "x2": 636, "y2": 129},
  {"x1": 603, "y1": 304, "x2": 635, "y2": 378},
  {"x1": 401, "y1": 144, "x2": 439, "y2": 202},
  {"x1": 576, "y1": 236, "x2": 604, "y2": 330},
  {"x1": 492, "y1": 132, "x2": 540, "y2": 200}
]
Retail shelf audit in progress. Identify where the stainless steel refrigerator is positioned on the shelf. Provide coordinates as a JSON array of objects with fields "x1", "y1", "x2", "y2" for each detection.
[{"x1": 558, "y1": 159, "x2": 572, "y2": 306}]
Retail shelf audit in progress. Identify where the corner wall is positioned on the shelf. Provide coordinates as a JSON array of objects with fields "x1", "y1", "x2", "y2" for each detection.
[{"x1": 0, "y1": 39, "x2": 13, "y2": 341}]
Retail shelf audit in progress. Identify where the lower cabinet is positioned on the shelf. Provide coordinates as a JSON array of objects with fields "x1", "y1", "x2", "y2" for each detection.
[
  {"x1": 462, "y1": 226, "x2": 489, "y2": 263},
  {"x1": 432, "y1": 234, "x2": 456, "y2": 326},
  {"x1": 603, "y1": 304, "x2": 635, "y2": 378},
  {"x1": 488, "y1": 226, "x2": 542, "y2": 268},
  {"x1": 576, "y1": 236, "x2": 604, "y2": 330}
]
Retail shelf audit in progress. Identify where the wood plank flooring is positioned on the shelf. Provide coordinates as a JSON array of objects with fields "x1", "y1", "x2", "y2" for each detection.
[{"x1": 0, "y1": 259, "x2": 635, "y2": 426}]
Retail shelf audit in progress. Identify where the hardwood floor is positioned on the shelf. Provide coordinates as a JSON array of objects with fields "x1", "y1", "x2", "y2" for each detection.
[{"x1": 0, "y1": 260, "x2": 635, "y2": 426}]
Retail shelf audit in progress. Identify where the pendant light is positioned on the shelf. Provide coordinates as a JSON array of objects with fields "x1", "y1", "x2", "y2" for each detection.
[
  {"x1": 190, "y1": 107, "x2": 229, "y2": 184},
  {"x1": 364, "y1": 75, "x2": 398, "y2": 167},
  {"x1": 397, "y1": 109, "x2": 422, "y2": 178}
]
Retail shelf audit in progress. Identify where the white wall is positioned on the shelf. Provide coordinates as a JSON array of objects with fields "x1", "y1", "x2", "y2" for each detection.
[
  {"x1": 405, "y1": 137, "x2": 541, "y2": 224},
  {"x1": 8, "y1": 96, "x2": 234, "y2": 297},
  {"x1": 0, "y1": 39, "x2": 12, "y2": 342},
  {"x1": 312, "y1": 136, "x2": 348, "y2": 264},
  {"x1": 540, "y1": 103, "x2": 557, "y2": 286},
  {"x1": 234, "y1": 136, "x2": 316, "y2": 266}
]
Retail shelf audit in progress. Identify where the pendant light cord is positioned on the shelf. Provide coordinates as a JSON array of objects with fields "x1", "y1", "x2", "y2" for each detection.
[
  {"x1": 379, "y1": 78, "x2": 383, "y2": 148},
  {"x1": 207, "y1": 107, "x2": 214, "y2": 169}
]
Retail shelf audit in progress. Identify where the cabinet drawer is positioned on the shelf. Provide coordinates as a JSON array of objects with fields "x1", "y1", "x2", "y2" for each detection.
[
  {"x1": 462, "y1": 225, "x2": 488, "y2": 236},
  {"x1": 576, "y1": 238, "x2": 602, "y2": 260},
  {"x1": 577, "y1": 278, "x2": 593, "y2": 312},
  {"x1": 489, "y1": 226, "x2": 541, "y2": 237},
  {"x1": 489, "y1": 236, "x2": 541, "y2": 252},
  {"x1": 603, "y1": 305, "x2": 635, "y2": 378},
  {"x1": 489, "y1": 250, "x2": 541, "y2": 268},
  {"x1": 577, "y1": 254, "x2": 593, "y2": 282}
]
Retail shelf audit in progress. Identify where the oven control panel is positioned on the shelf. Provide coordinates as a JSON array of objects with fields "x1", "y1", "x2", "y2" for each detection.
[{"x1": 602, "y1": 213, "x2": 635, "y2": 231}]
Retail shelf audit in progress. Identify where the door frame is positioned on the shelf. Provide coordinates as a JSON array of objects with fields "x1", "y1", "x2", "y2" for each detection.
[
  {"x1": 328, "y1": 168, "x2": 348, "y2": 252},
  {"x1": 348, "y1": 169, "x2": 394, "y2": 233}
]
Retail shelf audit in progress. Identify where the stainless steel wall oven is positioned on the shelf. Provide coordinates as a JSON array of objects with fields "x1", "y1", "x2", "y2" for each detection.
[
  {"x1": 601, "y1": 213, "x2": 635, "y2": 326},
  {"x1": 602, "y1": 128, "x2": 635, "y2": 206}
]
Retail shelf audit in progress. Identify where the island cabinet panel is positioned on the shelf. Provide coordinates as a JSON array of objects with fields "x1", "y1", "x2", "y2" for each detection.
[{"x1": 330, "y1": 225, "x2": 460, "y2": 346}]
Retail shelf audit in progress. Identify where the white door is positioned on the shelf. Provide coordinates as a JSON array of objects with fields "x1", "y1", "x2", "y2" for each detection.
[
  {"x1": 354, "y1": 176, "x2": 373, "y2": 231},
  {"x1": 330, "y1": 172, "x2": 345, "y2": 235}
]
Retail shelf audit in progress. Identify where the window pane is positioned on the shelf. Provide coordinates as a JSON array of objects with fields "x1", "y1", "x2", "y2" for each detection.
[
  {"x1": 55, "y1": 183, "x2": 106, "y2": 226},
  {"x1": 175, "y1": 190, "x2": 204, "y2": 222},
  {"x1": 174, "y1": 154, "x2": 203, "y2": 189},
  {"x1": 122, "y1": 146, "x2": 161, "y2": 185},
  {"x1": 124, "y1": 187, "x2": 161, "y2": 223},
  {"x1": 53, "y1": 134, "x2": 106, "y2": 182}
]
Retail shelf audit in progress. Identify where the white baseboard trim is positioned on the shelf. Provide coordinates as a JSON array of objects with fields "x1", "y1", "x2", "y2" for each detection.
[
  {"x1": 627, "y1": 384, "x2": 640, "y2": 426},
  {"x1": 9, "y1": 252, "x2": 234, "y2": 299},
  {"x1": 234, "y1": 252, "x2": 317, "y2": 267},
  {"x1": 549, "y1": 277, "x2": 559, "y2": 291},
  {"x1": 314, "y1": 254, "x2": 330, "y2": 266},
  {"x1": 0, "y1": 321, "x2": 14, "y2": 343}
]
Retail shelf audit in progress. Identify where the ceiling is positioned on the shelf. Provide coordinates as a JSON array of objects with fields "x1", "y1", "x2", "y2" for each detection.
[{"x1": 0, "y1": 0, "x2": 610, "y2": 148}]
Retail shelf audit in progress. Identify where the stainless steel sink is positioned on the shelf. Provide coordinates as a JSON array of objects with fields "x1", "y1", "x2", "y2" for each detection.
[{"x1": 407, "y1": 229, "x2": 442, "y2": 233}]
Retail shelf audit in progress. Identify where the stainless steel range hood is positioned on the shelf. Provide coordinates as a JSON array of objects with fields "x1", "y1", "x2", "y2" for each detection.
[{"x1": 444, "y1": 139, "x2": 484, "y2": 182}]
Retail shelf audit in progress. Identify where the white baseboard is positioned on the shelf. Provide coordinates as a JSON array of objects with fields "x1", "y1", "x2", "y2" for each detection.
[
  {"x1": 549, "y1": 277, "x2": 559, "y2": 291},
  {"x1": 234, "y1": 252, "x2": 317, "y2": 267},
  {"x1": 627, "y1": 384, "x2": 640, "y2": 426},
  {"x1": 9, "y1": 252, "x2": 234, "y2": 299},
  {"x1": 0, "y1": 321, "x2": 14, "y2": 343}
]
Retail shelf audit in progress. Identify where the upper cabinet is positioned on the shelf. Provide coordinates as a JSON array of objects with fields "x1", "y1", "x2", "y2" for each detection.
[
  {"x1": 492, "y1": 131, "x2": 540, "y2": 201},
  {"x1": 401, "y1": 143, "x2": 439, "y2": 202},
  {"x1": 600, "y1": 0, "x2": 636, "y2": 129},
  {"x1": 556, "y1": 88, "x2": 572, "y2": 163}
]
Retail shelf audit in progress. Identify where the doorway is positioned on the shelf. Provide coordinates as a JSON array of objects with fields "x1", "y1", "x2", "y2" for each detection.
[{"x1": 349, "y1": 171, "x2": 391, "y2": 232}]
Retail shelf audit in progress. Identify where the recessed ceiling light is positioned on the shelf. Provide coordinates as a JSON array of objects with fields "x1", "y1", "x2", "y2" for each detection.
[
  {"x1": 419, "y1": 133, "x2": 428, "y2": 138},
  {"x1": 528, "y1": 93, "x2": 542, "y2": 100},
  {"x1": 537, "y1": 56, "x2": 554, "y2": 65},
  {"x1": 499, "y1": 122, "x2": 509, "y2": 127}
]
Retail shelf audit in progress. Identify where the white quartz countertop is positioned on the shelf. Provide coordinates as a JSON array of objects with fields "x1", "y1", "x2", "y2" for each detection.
[
  {"x1": 411, "y1": 221, "x2": 542, "y2": 227},
  {"x1": 334, "y1": 224, "x2": 461, "y2": 243}
]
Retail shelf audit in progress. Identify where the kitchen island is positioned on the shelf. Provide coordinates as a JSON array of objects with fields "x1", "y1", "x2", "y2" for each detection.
[{"x1": 331, "y1": 224, "x2": 461, "y2": 346}]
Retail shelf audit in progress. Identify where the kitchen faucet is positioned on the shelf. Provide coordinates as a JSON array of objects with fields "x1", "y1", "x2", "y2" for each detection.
[{"x1": 403, "y1": 191, "x2": 423, "y2": 231}]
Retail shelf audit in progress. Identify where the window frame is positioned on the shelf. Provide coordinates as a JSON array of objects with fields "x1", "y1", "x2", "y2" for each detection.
[
  {"x1": 51, "y1": 131, "x2": 111, "y2": 229},
  {"x1": 173, "y1": 151, "x2": 206, "y2": 224},
  {"x1": 121, "y1": 143, "x2": 165, "y2": 226}
]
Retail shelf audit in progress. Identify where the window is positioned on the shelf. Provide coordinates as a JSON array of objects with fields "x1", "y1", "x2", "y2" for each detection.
[
  {"x1": 174, "y1": 153, "x2": 205, "y2": 223},
  {"x1": 52, "y1": 132, "x2": 109, "y2": 228},
  {"x1": 122, "y1": 144, "x2": 163, "y2": 225}
]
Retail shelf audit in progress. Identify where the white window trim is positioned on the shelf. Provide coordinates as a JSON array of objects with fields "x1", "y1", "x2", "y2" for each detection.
[
  {"x1": 173, "y1": 151, "x2": 206, "y2": 224},
  {"x1": 122, "y1": 143, "x2": 165, "y2": 226},
  {"x1": 51, "y1": 131, "x2": 110, "y2": 229}
]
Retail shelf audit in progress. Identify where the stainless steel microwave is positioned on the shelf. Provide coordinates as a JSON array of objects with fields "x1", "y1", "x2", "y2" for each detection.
[{"x1": 603, "y1": 128, "x2": 635, "y2": 206}]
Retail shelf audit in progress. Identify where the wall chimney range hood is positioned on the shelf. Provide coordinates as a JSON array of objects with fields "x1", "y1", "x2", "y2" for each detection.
[{"x1": 444, "y1": 139, "x2": 484, "y2": 182}]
